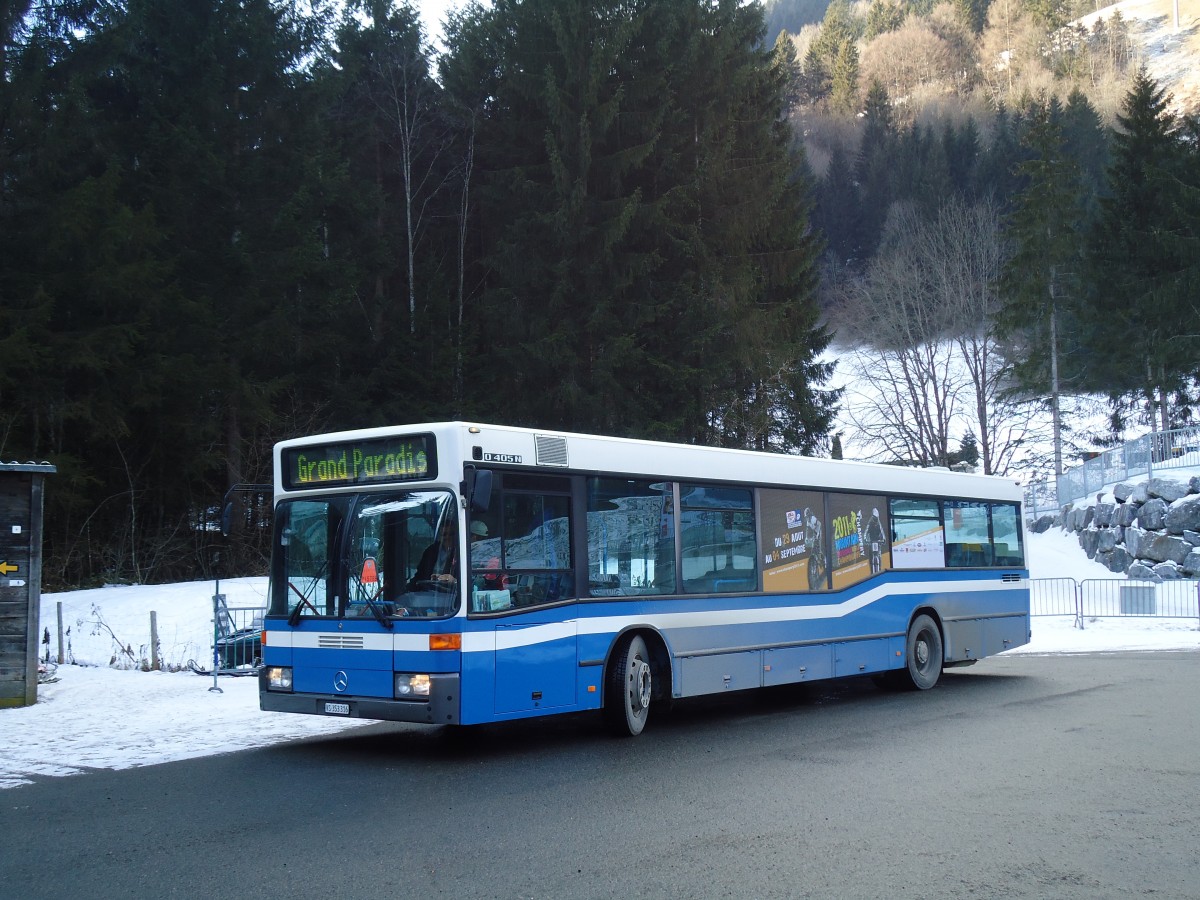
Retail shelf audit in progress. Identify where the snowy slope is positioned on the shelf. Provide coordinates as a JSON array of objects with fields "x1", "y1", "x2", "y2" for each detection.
[{"x1": 1078, "y1": 0, "x2": 1200, "y2": 114}]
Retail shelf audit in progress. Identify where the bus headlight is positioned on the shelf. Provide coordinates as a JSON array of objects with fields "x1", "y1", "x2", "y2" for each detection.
[
  {"x1": 395, "y1": 673, "x2": 431, "y2": 698},
  {"x1": 266, "y1": 667, "x2": 293, "y2": 691}
]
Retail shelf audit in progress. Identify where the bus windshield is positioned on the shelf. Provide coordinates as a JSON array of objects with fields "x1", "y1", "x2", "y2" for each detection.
[{"x1": 268, "y1": 490, "x2": 460, "y2": 620}]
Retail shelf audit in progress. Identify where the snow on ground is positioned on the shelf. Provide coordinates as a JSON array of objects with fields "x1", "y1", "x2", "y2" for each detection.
[
  {"x1": 1078, "y1": 0, "x2": 1200, "y2": 114},
  {"x1": 3, "y1": 532, "x2": 1198, "y2": 791}
]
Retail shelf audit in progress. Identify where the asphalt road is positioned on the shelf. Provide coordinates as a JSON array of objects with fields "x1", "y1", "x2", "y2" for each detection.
[{"x1": 3, "y1": 651, "x2": 1199, "y2": 900}]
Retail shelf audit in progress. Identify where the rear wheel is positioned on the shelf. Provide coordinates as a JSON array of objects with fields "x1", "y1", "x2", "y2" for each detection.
[
  {"x1": 901, "y1": 614, "x2": 943, "y2": 690},
  {"x1": 604, "y1": 634, "x2": 652, "y2": 737}
]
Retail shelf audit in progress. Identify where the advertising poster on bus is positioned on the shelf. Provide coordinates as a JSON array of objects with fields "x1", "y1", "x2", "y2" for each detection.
[
  {"x1": 758, "y1": 489, "x2": 826, "y2": 592},
  {"x1": 892, "y1": 520, "x2": 945, "y2": 564},
  {"x1": 891, "y1": 514, "x2": 946, "y2": 568},
  {"x1": 827, "y1": 494, "x2": 890, "y2": 590}
]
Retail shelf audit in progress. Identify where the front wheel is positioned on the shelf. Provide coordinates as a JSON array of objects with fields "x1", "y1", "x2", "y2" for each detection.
[
  {"x1": 900, "y1": 614, "x2": 943, "y2": 690},
  {"x1": 604, "y1": 634, "x2": 653, "y2": 737}
]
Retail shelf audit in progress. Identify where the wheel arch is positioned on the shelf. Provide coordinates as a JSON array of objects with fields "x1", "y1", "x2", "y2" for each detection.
[
  {"x1": 602, "y1": 625, "x2": 674, "y2": 703},
  {"x1": 909, "y1": 605, "x2": 945, "y2": 659}
]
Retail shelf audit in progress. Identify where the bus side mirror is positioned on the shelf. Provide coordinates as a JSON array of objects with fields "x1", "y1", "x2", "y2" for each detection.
[{"x1": 463, "y1": 468, "x2": 493, "y2": 513}]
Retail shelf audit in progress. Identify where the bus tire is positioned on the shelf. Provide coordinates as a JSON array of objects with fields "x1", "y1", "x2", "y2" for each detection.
[
  {"x1": 604, "y1": 634, "x2": 652, "y2": 737},
  {"x1": 901, "y1": 614, "x2": 943, "y2": 691}
]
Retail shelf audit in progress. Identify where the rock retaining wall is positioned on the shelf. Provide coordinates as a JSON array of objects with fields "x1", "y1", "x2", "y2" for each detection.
[{"x1": 1030, "y1": 476, "x2": 1200, "y2": 581}]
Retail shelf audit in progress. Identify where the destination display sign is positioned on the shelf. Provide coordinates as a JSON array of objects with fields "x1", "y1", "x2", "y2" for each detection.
[{"x1": 282, "y1": 435, "x2": 436, "y2": 490}]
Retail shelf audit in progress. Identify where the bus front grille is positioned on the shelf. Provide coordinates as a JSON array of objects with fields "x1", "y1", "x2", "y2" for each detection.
[{"x1": 318, "y1": 634, "x2": 365, "y2": 649}]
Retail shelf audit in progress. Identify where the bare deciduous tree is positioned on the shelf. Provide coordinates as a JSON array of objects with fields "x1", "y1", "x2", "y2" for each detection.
[
  {"x1": 840, "y1": 203, "x2": 965, "y2": 466},
  {"x1": 858, "y1": 20, "x2": 958, "y2": 104},
  {"x1": 836, "y1": 199, "x2": 1047, "y2": 474},
  {"x1": 926, "y1": 197, "x2": 1039, "y2": 475}
]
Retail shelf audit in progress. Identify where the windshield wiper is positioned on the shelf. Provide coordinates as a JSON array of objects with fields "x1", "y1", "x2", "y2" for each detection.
[
  {"x1": 361, "y1": 591, "x2": 394, "y2": 630},
  {"x1": 287, "y1": 559, "x2": 328, "y2": 627}
]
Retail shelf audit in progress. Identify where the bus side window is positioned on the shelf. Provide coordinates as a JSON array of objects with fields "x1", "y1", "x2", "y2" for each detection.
[
  {"x1": 473, "y1": 486, "x2": 574, "y2": 609},
  {"x1": 680, "y1": 485, "x2": 756, "y2": 594},
  {"x1": 586, "y1": 477, "x2": 676, "y2": 597},
  {"x1": 990, "y1": 502, "x2": 1024, "y2": 566},
  {"x1": 944, "y1": 500, "x2": 992, "y2": 567}
]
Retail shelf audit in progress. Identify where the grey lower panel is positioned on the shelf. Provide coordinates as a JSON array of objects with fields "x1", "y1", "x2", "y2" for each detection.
[
  {"x1": 942, "y1": 614, "x2": 1029, "y2": 662},
  {"x1": 677, "y1": 636, "x2": 902, "y2": 697},
  {"x1": 260, "y1": 672, "x2": 460, "y2": 725}
]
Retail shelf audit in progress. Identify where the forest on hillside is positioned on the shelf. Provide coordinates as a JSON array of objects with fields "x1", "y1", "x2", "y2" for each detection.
[
  {"x1": 2, "y1": 0, "x2": 834, "y2": 587},
  {"x1": 774, "y1": 0, "x2": 1199, "y2": 482},
  {"x1": 1, "y1": 0, "x2": 1197, "y2": 588}
]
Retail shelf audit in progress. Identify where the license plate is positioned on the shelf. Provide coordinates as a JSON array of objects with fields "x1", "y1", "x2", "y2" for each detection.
[{"x1": 324, "y1": 702, "x2": 350, "y2": 715}]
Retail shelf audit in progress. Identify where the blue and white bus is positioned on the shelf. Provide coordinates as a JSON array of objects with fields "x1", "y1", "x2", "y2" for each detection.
[{"x1": 260, "y1": 422, "x2": 1029, "y2": 735}]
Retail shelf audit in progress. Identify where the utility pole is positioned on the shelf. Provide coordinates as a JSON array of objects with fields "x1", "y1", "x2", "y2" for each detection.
[{"x1": 1049, "y1": 266, "x2": 1063, "y2": 479}]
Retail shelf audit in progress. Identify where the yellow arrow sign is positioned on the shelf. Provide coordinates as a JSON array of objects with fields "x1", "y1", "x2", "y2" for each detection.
[{"x1": 0, "y1": 562, "x2": 18, "y2": 576}]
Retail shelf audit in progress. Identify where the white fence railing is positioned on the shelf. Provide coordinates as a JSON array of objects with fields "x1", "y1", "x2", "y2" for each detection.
[
  {"x1": 1030, "y1": 577, "x2": 1200, "y2": 629},
  {"x1": 1024, "y1": 424, "x2": 1200, "y2": 517}
]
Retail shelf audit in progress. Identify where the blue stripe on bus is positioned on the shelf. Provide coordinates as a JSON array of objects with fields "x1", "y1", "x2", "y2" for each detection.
[{"x1": 263, "y1": 569, "x2": 1029, "y2": 723}]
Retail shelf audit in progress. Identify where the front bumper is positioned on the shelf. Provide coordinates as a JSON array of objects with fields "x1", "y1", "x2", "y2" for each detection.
[{"x1": 259, "y1": 672, "x2": 460, "y2": 724}]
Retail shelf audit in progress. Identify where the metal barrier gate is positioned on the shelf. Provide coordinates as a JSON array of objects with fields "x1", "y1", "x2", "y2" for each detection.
[{"x1": 1030, "y1": 578, "x2": 1200, "y2": 630}]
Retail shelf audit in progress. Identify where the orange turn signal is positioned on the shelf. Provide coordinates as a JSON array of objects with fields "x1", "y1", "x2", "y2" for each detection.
[{"x1": 429, "y1": 633, "x2": 462, "y2": 651}]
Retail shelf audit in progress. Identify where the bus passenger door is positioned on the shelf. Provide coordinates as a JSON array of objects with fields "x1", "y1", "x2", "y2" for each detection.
[{"x1": 494, "y1": 611, "x2": 578, "y2": 714}]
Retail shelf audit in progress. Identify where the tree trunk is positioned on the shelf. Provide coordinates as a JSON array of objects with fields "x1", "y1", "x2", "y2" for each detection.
[{"x1": 1049, "y1": 286, "x2": 1063, "y2": 478}]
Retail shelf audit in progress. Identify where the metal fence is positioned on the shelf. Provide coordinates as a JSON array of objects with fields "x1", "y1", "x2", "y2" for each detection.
[
  {"x1": 1030, "y1": 577, "x2": 1200, "y2": 629},
  {"x1": 1029, "y1": 577, "x2": 1080, "y2": 617},
  {"x1": 1054, "y1": 424, "x2": 1200, "y2": 507},
  {"x1": 1079, "y1": 579, "x2": 1200, "y2": 621},
  {"x1": 213, "y1": 594, "x2": 264, "y2": 671},
  {"x1": 1024, "y1": 480, "x2": 1060, "y2": 518}
]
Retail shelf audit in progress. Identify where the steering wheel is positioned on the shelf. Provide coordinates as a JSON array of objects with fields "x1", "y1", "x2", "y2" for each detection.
[{"x1": 412, "y1": 578, "x2": 456, "y2": 593}]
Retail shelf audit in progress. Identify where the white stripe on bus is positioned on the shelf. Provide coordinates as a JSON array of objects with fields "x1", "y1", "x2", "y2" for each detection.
[{"x1": 266, "y1": 578, "x2": 1024, "y2": 654}]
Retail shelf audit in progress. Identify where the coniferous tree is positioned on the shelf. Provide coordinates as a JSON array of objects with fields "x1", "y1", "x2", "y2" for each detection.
[
  {"x1": 10, "y1": 0, "x2": 334, "y2": 582},
  {"x1": 953, "y1": 0, "x2": 989, "y2": 34},
  {"x1": 864, "y1": 0, "x2": 906, "y2": 39},
  {"x1": 803, "y1": 0, "x2": 856, "y2": 102},
  {"x1": 1084, "y1": 70, "x2": 1193, "y2": 431},
  {"x1": 1059, "y1": 87, "x2": 1109, "y2": 222},
  {"x1": 109, "y1": 0, "x2": 333, "y2": 515},
  {"x1": 444, "y1": 0, "x2": 667, "y2": 433},
  {"x1": 998, "y1": 97, "x2": 1087, "y2": 477},
  {"x1": 772, "y1": 29, "x2": 804, "y2": 111},
  {"x1": 943, "y1": 118, "x2": 981, "y2": 198},
  {"x1": 829, "y1": 38, "x2": 860, "y2": 114},
  {"x1": 956, "y1": 431, "x2": 980, "y2": 468},
  {"x1": 854, "y1": 79, "x2": 895, "y2": 259},
  {"x1": 892, "y1": 121, "x2": 953, "y2": 216},
  {"x1": 816, "y1": 141, "x2": 861, "y2": 265},
  {"x1": 1160, "y1": 113, "x2": 1200, "y2": 396},
  {"x1": 0, "y1": 1, "x2": 189, "y2": 582},
  {"x1": 1021, "y1": 0, "x2": 1068, "y2": 30},
  {"x1": 443, "y1": 0, "x2": 836, "y2": 449},
  {"x1": 321, "y1": 1, "x2": 457, "y2": 426},
  {"x1": 974, "y1": 105, "x2": 1028, "y2": 215}
]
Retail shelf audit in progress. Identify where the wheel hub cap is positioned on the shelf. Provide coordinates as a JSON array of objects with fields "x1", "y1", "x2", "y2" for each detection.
[
  {"x1": 915, "y1": 639, "x2": 929, "y2": 668},
  {"x1": 632, "y1": 660, "x2": 651, "y2": 712}
]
